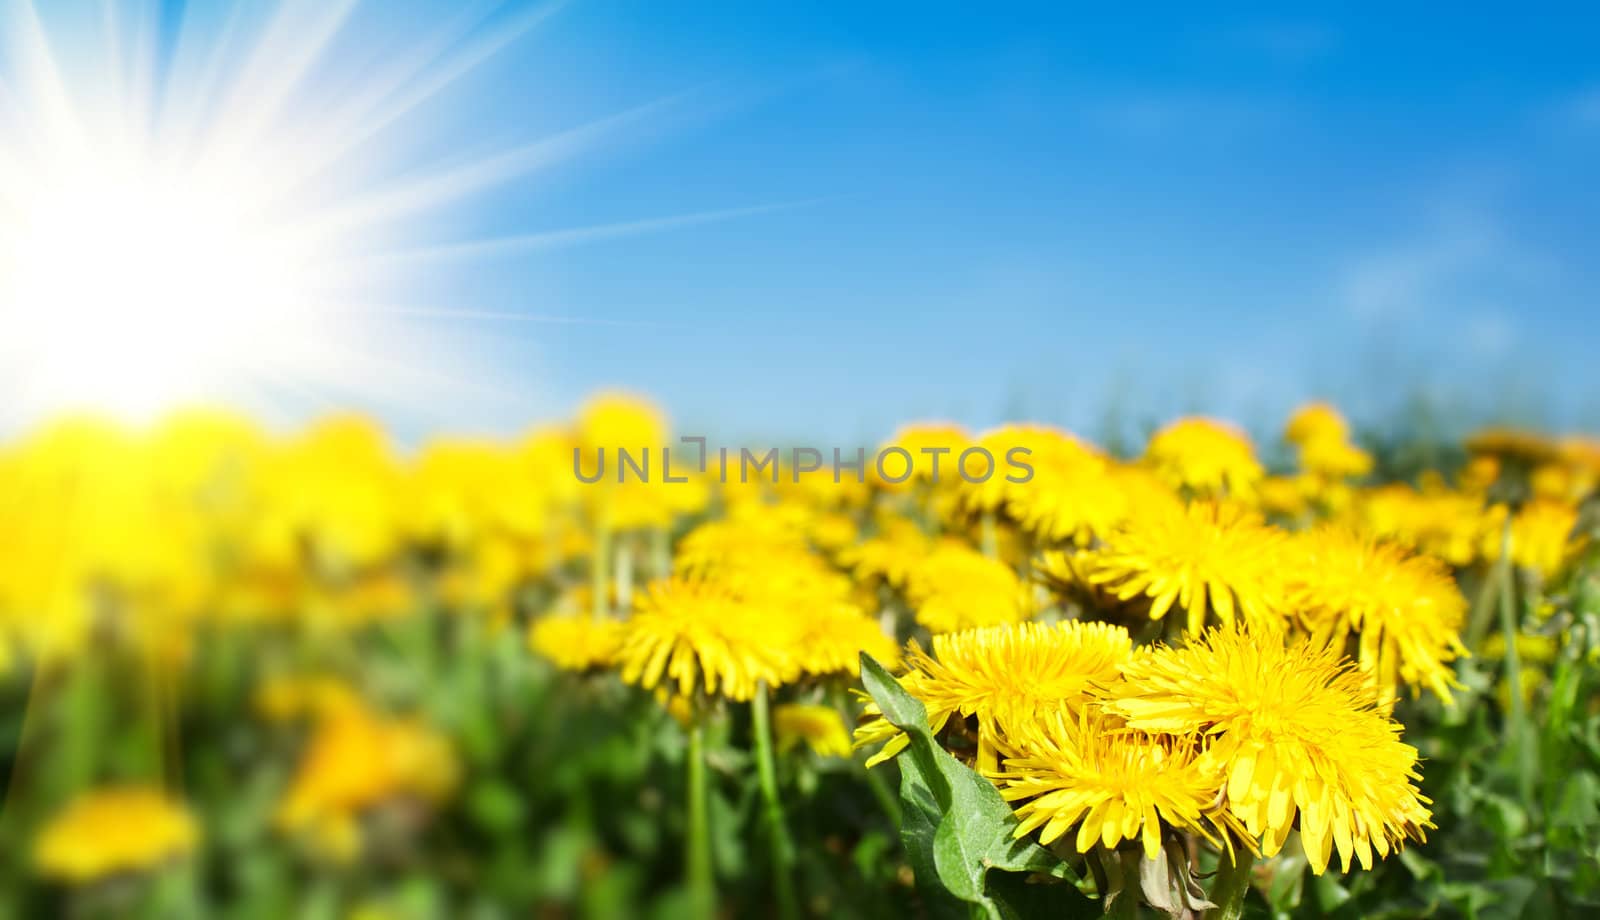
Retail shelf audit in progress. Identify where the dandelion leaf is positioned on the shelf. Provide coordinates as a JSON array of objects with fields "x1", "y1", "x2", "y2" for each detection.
[{"x1": 860, "y1": 653, "x2": 1087, "y2": 919}]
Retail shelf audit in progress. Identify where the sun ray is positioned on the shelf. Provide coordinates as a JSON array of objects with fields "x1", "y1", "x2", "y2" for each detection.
[
  {"x1": 0, "y1": 0, "x2": 739, "y2": 431},
  {"x1": 293, "y1": 2, "x2": 567, "y2": 184},
  {"x1": 303, "y1": 92, "x2": 698, "y2": 239},
  {"x1": 367, "y1": 201, "x2": 813, "y2": 265}
]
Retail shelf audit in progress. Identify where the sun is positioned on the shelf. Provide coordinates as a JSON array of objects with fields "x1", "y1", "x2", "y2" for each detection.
[
  {"x1": 0, "y1": 0, "x2": 738, "y2": 431},
  {"x1": 0, "y1": 134, "x2": 330, "y2": 421}
]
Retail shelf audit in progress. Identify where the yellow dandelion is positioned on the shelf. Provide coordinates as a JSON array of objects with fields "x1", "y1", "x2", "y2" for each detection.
[
  {"x1": 1108, "y1": 628, "x2": 1433, "y2": 874},
  {"x1": 400, "y1": 438, "x2": 509, "y2": 551},
  {"x1": 1503, "y1": 498, "x2": 1584, "y2": 578},
  {"x1": 1087, "y1": 497, "x2": 1290, "y2": 636},
  {"x1": 35, "y1": 787, "x2": 198, "y2": 883},
  {"x1": 1466, "y1": 427, "x2": 1561, "y2": 466},
  {"x1": 1353, "y1": 482, "x2": 1488, "y2": 567},
  {"x1": 994, "y1": 709, "x2": 1230, "y2": 859},
  {"x1": 675, "y1": 518, "x2": 810, "y2": 578},
  {"x1": 1143, "y1": 417, "x2": 1263, "y2": 498},
  {"x1": 1298, "y1": 437, "x2": 1374, "y2": 480},
  {"x1": 577, "y1": 390, "x2": 667, "y2": 453},
  {"x1": 1257, "y1": 474, "x2": 1312, "y2": 517},
  {"x1": 1529, "y1": 462, "x2": 1585, "y2": 502},
  {"x1": 255, "y1": 674, "x2": 363, "y2": 723},
  {"x1": 261, "y1": 414, "x2": 405, "y2": 571},
  {"x1": 1458, "y1": 455, "x2": 1501, "y2": 495},
  {"x1": 666, "y1": 523, "x2": 888, "y2": 680},
  {"x1": 872, "y1": 422, "x2": 970, "y2": 490},
  {"x1": 840, "y1": 517, "x2": 933, "y2": 589},
  {"x1": 791, "y1": 600, "x2": 899, "y2": 677},
  {"x1": 574, "y1": 392, "x2": 701, "y2": 531},
  {"x1": 1480, "y1": 631, "x2": 1558, "y2": 665},
  {"x1": 774, "y1": 703, "x2": 854, "y2": 758},
  {"x1": 808, "y1": 511, "x2": 861, "y2": 555},
  {"x1": 855, "y1": 620, "x2": 1132, "y2": 773},
  {"x1": 957, "y1": 423, "x2": 1065, "y2": 517},
  {"x1": 513, "y1": 424, "x2": 583, "y2": 523},
  {"x1": 277, "y1": 704, "x2": 458, "y2": 860},
  {"x1": 530, "y1": 613, "x2": 625, "y2": 671},
  {"x1": 905, "y1": 541, "x2": 1032, "y2": 634},
  {"x1": 1496, "y1": 668, "x2": 1544, "y2": 713},
  {"x1": 1285, "y1": 402, "x2": 1352, "y2": 446},
  {"x1": 1284, "y1": 527, "x2": 1467, "y2": 705},
  {"x1": 1558, "y1": 436, "x2": 1600, "y2": 489},
  {"x1": 1005, "y1": 434, "x2": 1130, "y2": 546},
  {"x1": 617, "y1": 575, "x2": 797, "y2": 702}
]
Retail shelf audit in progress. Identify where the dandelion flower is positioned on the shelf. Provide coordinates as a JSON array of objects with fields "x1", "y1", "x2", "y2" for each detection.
[
  {"x1": 35, "y1": 787, "x2": 198, "y2": 883},
  {"x1": 675, "y1": 518, "x2": 810, "y2": 579},
  {"x1": 872, "y1": 422, "x2": 970, "y2": 490},
  {"x1": 1530, "y1": 461, "x2": 1596, "y2": 503},
  {"x1": 774, "y1": 703, "x2": 854, "y2": 758},
  {"x1": 1108, "y1": 628, "x2": 1433, "y2": 874},
  {"x1": 1298, "y1": 438, "x2": 1374, "y2": 481},
  {"x1": 259, "y1": 415, "x2": 405, "y2": 571},
  {"x1": 1285, "y1": 402, "x2": 1352, "y2": 447},
  {"x1": 617, "y1": 576, "x2": 797, "y2": 701},
  {"x1": 1466, "y1": 427, "x2": 1561, "y2": 466},
  {"x1": 530, "y1": 613, "x2": 625, "y2": 671},
  {"x1": 1006, "y1": 434, "x2": 1130, "y2": 546},
  {"x1": 957, "y1": 424, "x2": 1065, "y2": 517},
  {"x1": 1087, "y1": 498, "x2": 1290, "y2": 636},
  {"x1": 277, "y1": 704, "x2": 458, "y2": 861},
  {"x1": 1143, "y1": 417, "x2": 1263, "y2": 498},
  {"x1": 1285, "y1": 403, "x2": 1373, "y2": 481},
  {"x1": 1502, "y1": 498, "x2": 1583, "y2": 578},
  {"x1": 905, "y1": 541, "x2": 1032, "y2": 634},
  {"x1": 807, "y1": 511, "x2": 861, "y2": 555},
  {"x1": 841, "y1": 517, "x2": 934, "y2": 589},
  {"x1": 856, "y1": 620, "x2": 1132, "y2": 772},
  {"x1": 1354, "y1": 482, "x2": 1488, "y2": 567},
  {"x1": 256, "y1": 674, "x2": 363, "y2": 723},
  {"x1": 994, "y1": 709, "x2": 1230, "y2": 859},
  {"x1": 1257, "y1": 475, "x2": 1312, "y2": 517},
  {"x1": 1458, "y1": 456, "x2": 1501, "y2": 495},
  {"x1": 577, "y1": 391, "x2": 667, "y2": 454},
  {"x1": 791, "y1": 600, "x2": 899, "y2": 677},
  {"x1": 1496, "y1": 668, "x2": 1544, "y2": 712},
  {"x1": 664, "y1": 525, "x2": 890, "y2": 681},
  {"x1": 1284, "y1": 527, "x2": 1467, "y2": 705},
  {"x1": 1480, "y1": 631, "x2": 1558, "y2": 665}
]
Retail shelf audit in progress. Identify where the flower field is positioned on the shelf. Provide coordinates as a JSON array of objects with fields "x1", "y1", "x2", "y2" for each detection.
[{"x1": 2, "y1": 394, "x2": 1598, "y2": 919}]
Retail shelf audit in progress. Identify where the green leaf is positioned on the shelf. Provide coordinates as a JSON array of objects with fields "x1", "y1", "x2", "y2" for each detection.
[{"x1": 859, "y1": 653, "x2": 1083, "y2": 919}]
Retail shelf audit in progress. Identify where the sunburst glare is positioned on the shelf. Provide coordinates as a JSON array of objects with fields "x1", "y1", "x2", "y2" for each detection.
[{"x1": 0, "y1": 0, "x2": 720, "y2": 429}]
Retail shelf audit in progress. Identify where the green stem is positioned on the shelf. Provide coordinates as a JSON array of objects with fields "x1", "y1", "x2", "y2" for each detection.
[
  {"x1": 1496, "y1": 529, "x2": 1537, "y2": 811},
  {"x1": 863, "y1": 762, "x2": 901, "y2": 827},
  {"x1": 614, "y1": 534, "x2": 635, "y2": 614},
  {"x1": 686, "y1": 717, "x2": 714, "y2": 918},
  {"x1": 751, "y1": 682, "x2": 800, "y2": 920},
  {"x1": 1462, "y1": 558, "x2": 1503, "y2": 651},
  {"x1": 651, "y1": 526, "x2": 672, "y2": 580},
  {"x1": 591, "y1": 521, "x2": 611, "y2": 620},
  {"x1": 1205, "y1": 847, "x2": 1255, "y2": 920},
  {"x1": 980, "y1": 510, "x2": 998, "y2": 560}
]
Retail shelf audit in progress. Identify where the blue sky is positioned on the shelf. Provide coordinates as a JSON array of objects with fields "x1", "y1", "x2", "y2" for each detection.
[{"x1": 14, "y1": 1, "x2": 1600, "y2": 441}]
